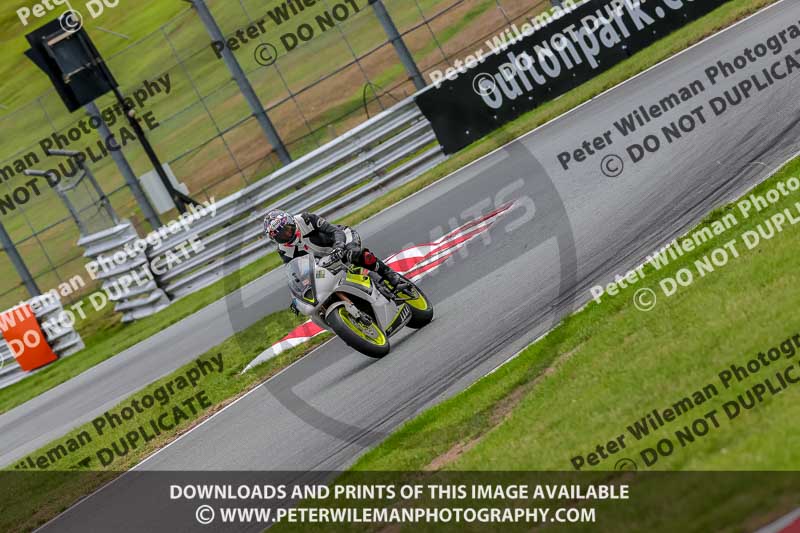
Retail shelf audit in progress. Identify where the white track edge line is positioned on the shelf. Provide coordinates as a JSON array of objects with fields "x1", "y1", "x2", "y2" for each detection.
[
  {"x1": 36, "y1": 1, "x2": 789, "y2": 527},
  {"x1": 481, "y1": 144, "x2": 800, "y2": 400},
  {"x1": 755, "y1": 507, "x2": 800, "y2": 533}
]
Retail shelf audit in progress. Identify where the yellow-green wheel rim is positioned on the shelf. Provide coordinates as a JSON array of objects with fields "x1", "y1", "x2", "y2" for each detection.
[
  {"x1": 338, "y1": 309, "x2": 387, "y2": 345},
  {"x1": 398, "y1": 288, "x2": 429, "y2": 311}
]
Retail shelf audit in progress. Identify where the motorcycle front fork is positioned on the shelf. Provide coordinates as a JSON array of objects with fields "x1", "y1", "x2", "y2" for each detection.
[{"x1": 336, "y1": 293, "x2": 372, "y2": 327}]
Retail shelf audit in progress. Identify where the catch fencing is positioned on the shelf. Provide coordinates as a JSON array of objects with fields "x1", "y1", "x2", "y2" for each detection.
[
  {"x1": 0, "y1": 0, "x2": 559, "y2": 311},
  {"x1": 150, "y1": 95, "x2": 444, "y2": 297}
]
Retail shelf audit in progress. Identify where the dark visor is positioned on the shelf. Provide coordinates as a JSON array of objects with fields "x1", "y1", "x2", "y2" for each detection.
[{"x1": 274, "y1": 224, "x2": 296, "y2": 244}]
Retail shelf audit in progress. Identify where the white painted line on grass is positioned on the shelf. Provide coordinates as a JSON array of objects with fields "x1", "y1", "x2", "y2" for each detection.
[{"x1": 36, "y1": 1, "x2": 790, "y2": 528}]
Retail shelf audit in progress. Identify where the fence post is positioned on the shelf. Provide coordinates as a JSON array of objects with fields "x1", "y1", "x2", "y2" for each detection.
[
  {"x1": 369, "y1": 0, "x2": 426, "y2": 91},
  {"x1": 85, "y1": 102, "x2": 161, "y2": 230},
  {"x1": 189, "y1": 0, "x2": 292, "y2": 165},
  {"x1": 0, "y1": 221, "x2": 40, "y2": 298}
]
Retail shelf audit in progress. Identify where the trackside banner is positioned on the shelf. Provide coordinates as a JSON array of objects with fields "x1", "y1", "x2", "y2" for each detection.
[
  {"x1": 416, "y1": 0, "x2": 733, "y2": 154},
  {"x1": 0, "y1": 304, "x2": 57, "y2": 371}
]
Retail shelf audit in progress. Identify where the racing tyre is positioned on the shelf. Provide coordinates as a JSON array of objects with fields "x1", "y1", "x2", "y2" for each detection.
[
  {"x1": 327, "y1": 305, "x2": 391, "y2": 358},
  {"x1": 395, "y1": 278, "x2": 434, "y2": 329}
]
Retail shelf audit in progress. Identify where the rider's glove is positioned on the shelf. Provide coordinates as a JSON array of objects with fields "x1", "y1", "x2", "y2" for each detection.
[
  {"x1": 341, "y1": 249, "x2": 356, "y2": 264},
  {"x1": 329, "y1": 245, "x2": 345, "y2": 263},
  {"x1": 289, "y1": 300, "x2": 300, "y2": 316}
]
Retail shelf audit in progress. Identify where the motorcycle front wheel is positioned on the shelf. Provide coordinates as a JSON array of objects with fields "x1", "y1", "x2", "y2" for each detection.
[{"x1": 327, "y1": 306, "x2": 391, "y2": 358}]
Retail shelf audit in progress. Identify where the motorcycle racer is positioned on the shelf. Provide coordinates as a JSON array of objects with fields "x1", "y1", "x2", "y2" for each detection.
[{"x1": 263, "y1": 210, "x2": 409, "y2": 312}]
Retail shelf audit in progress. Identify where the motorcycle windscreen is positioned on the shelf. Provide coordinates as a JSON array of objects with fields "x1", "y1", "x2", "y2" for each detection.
[{"x1": 286, "y1": 255, "x2": 317, "y2": 304}]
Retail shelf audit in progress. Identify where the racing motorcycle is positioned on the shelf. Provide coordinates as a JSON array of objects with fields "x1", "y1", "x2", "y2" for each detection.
[{"x1": 285, "y1": 251, "x2": 433, "y2": 358}]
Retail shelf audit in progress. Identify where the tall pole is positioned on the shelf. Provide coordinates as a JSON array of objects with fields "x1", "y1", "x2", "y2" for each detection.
[
  {"x1": 0, "y1": 221, "x2": 40, "y2": 298},
  {"x1": 85, "y1": 102, "x2": 161, "y2": 229},
  {"x1": 110, "y1": 85, "x2": 199, "y2": 214},
  {"x1": 369, "y1": 0, "x2": 426, "y2": 91},
  {"x1": 190, "y1": 0, "x2": 292, "y2": 165}
]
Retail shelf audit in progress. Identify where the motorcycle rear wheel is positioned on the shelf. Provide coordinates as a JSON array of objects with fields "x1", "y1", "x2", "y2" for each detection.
[
  {"x1": 394, "y1": 277, "x2": 434, "y2": 329},
  {"x1": 327, "y1": 306, "x2": 391, "y2": 358}
]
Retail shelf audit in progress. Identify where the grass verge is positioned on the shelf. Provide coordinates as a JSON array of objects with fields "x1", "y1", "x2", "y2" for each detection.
[
  {"x1": 0, "y1": 3, "x2": 788, "y2": 530},
  {"x1": 0, "y1": 309, "x2": 331, "y2": 533},
  {"x1": 0, "y1": 0, "x2": 774, "y2": 415},
  {"x1": 0, "y1": 252, "x2": 282, "y2": 414},
  {"x1": 342, "y1": 155, "x2": 800, "y2": 531}
]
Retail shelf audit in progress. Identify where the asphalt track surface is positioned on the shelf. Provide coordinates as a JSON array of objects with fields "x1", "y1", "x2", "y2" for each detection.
[{"x1": 16, "y1": 1, "x2": 800, "y2": 530}]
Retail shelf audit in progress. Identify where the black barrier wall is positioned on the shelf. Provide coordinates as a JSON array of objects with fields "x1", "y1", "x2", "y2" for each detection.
[{"x1": 416, "y1": 0, "x2": 733, "y2": 154}]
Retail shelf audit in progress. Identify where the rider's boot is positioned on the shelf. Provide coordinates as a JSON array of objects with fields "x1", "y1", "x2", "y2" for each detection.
[
  {"x1": 351, "y1": 248, "x2": 411, "y2": 293},
  {"x1": 375, "y1": 260, "x2": 411, "y2": 293}
]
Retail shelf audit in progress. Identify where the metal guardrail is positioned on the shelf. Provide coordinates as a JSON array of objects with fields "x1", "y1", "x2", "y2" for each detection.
[
  {"x1": 78, "y1": 221, "x2": 171, "y2": 323},
  {"x1": 0, "y1": 342, "x2": 20, "y2": 388},
  {"x1": 148, "y1": 96, "x2": 447, "y2": 298},
  {"x1": 0, "y1": 95, "x2": 444, "y2": 388}
]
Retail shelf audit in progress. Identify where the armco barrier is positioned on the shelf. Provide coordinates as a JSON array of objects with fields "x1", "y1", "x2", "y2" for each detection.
[
  {"x1": 78, "y1": 221, "x2": 171, "y2": 323},
  {"x1": 0, "y1": 294, "x2": 85, "y2": 390},
  {"x1": 148, "y1": 96, "x2": 446, "y2": 298}
]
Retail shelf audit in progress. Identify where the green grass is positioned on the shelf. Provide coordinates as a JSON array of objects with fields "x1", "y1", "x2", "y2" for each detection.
[
  {"x1": 0, "y1": 252, "x2": 282, "y2": 414},
  {"x1": 0, "y1": 0, "x2": 776, "y2": 415},
  {"x1": 0, "y1": 0, "x2": 514, "y2": 309},
  {"x1": 339, "y1": 145, "x2": 800, "y2": 533},
  {"x1": 0, "y1": 308, "x2": 331, "y2": 533},
  {"x1": 337, "y1": 0, "x2": 779, "y2": 225},
  {"x1": 0, "y1": 3, "x2": 790, "y2": 530}
]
